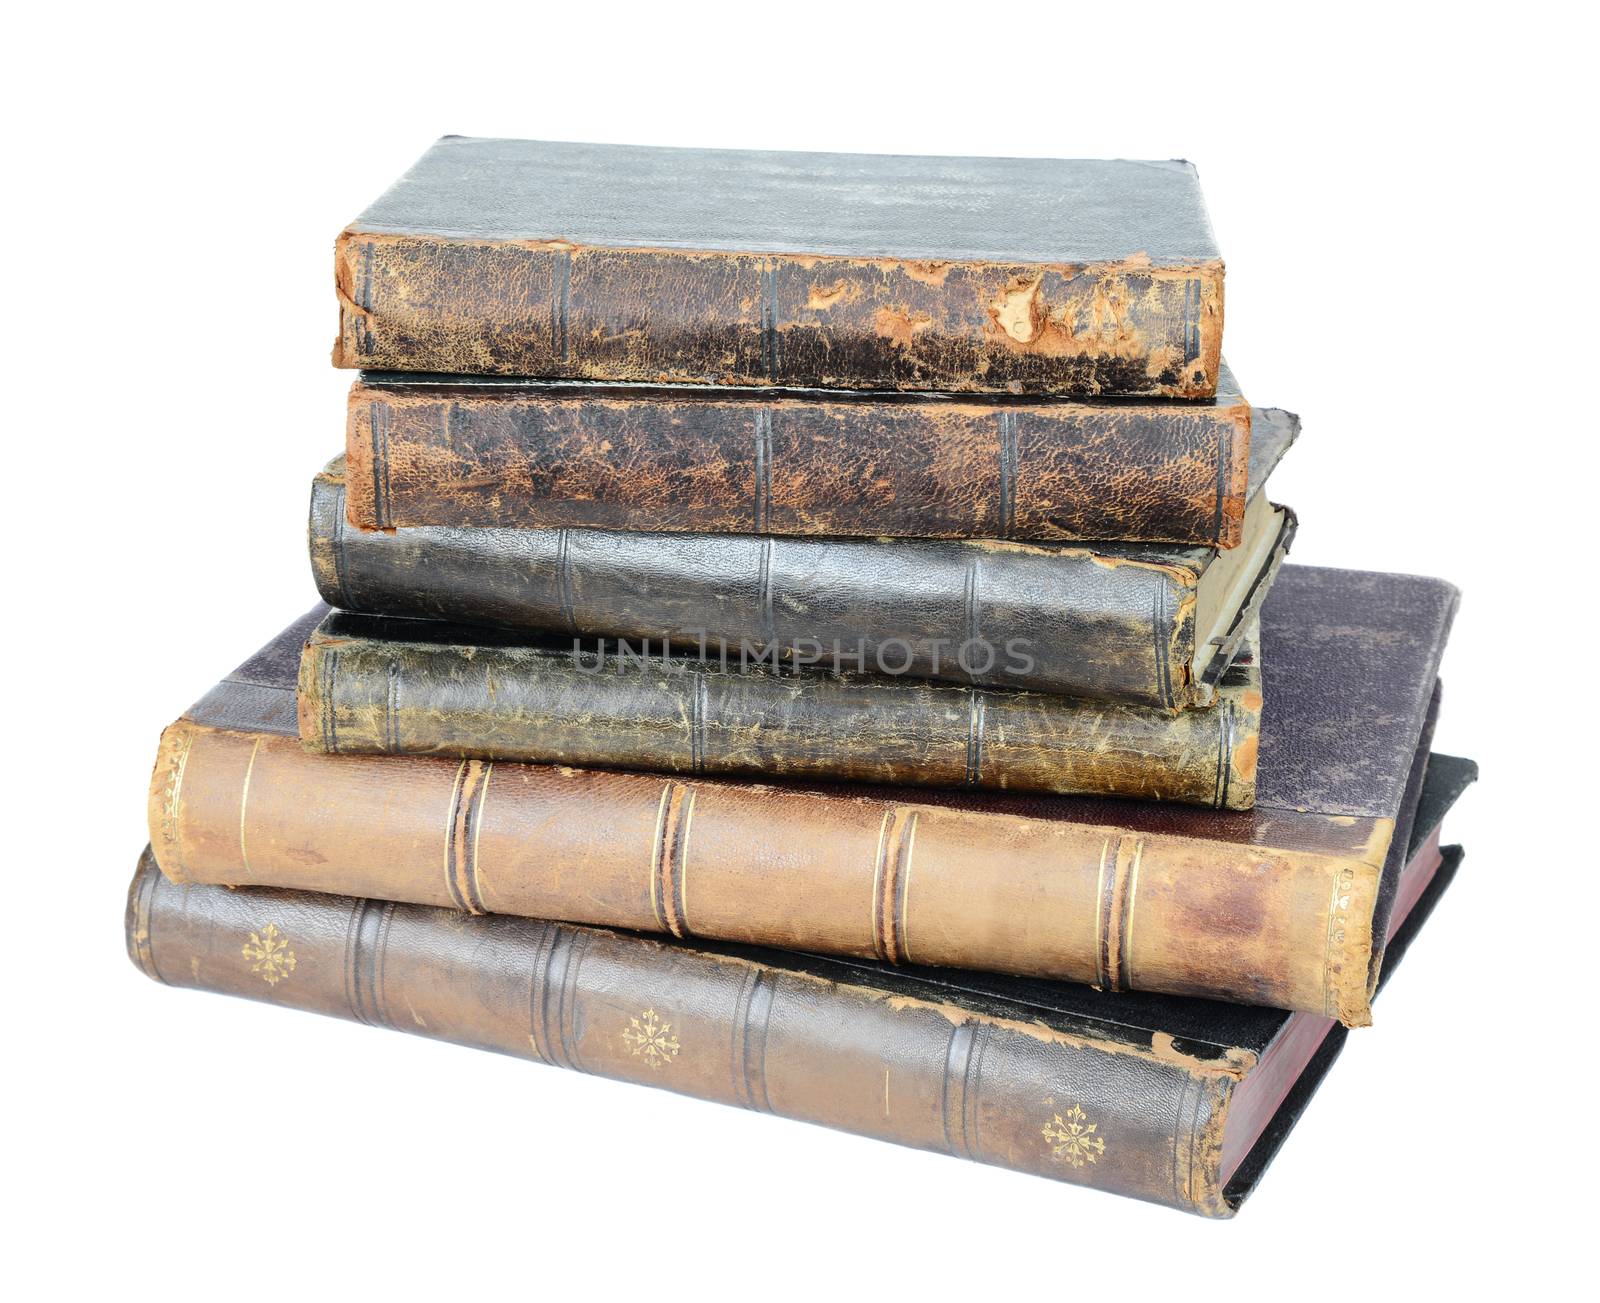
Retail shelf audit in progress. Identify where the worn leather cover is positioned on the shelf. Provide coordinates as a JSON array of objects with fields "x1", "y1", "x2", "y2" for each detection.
[
  {"x1": 125, "y1": 759, "x2": 1470, "y2": 1217},
  {"x1": 297, "y1": 615, "x2": 1261, "y2": 809},
  {"x1": 335, "y1": 138, "x2": 1223, "y2": 397},
  {"x1": 149, "y1": 566, "x2": 1456, "y2": 1024},
  {"x1": 344, "y1": 368, "x2": 1256, "y2": 544},
  {"x1": 309, "y1": 410, "x2": 1297, "y2": 708}
]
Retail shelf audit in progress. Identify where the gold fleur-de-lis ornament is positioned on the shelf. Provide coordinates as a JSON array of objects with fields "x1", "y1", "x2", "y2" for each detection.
[
  {"x1": 622, "y1": 1008, "x2": 681, "y2": 1069},
  {"x1": 1042, "y1": 1103, "x2": 1106, "y2": 1167},
  {"x1": 242, "y1": 923, "x2": 297, "y2": 986}
]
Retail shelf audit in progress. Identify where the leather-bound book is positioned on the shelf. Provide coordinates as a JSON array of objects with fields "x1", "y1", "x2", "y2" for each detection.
[
  {"x1": 126, "y1": 755, "x2": 1474, "y2": 1217},
  {"x1": 344, "y1": 369, "x2": 1262, "y2": 546},
  {"x1": 309, "y1": 411, "x2": 1296, "y2": 709},
  {"x1": 148, "y1": 566, "x2": 1456, "y2": 1025},
  {"x1": 334, "y1": 137, "x2": 1224, "y2": 397},
  {"x1": 295, "y1": 614, "x2": 1262, "y2": 808}
]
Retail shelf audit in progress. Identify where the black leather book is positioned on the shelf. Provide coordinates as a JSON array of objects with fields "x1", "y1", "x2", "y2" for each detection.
[{"x1": 308, "y1": 409, "x2": 1297, "y2": 710}]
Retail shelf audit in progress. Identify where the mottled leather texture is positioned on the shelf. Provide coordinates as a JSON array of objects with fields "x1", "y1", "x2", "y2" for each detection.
[
  {"x1": 125, "y1": 754, "x2": 1468, "y2": 1217},
  {"x1": 310, "y1": 410, "x2": 1297, "y2": 708},
  {"x1": 156, "y1": 565, "x2": 1456, "y2": 1025},
  {"x1": 297, "y1": 615, "x2": 1262, "y2": 809},
  {"x1": 335, "y1": 138, "x2": 1223, "y2": 395},
  {"x1": 344, "y1": 368, "x2": 1256, "y2": 545}
]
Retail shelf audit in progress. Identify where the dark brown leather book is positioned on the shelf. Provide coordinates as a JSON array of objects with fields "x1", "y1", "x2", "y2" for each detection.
[
  {"x1": 345, "y1": 368, "x2": 1259, "y2": 546},
  {"x1": 147, "y1": 566, "x2": 1457, "y2": 1025},
  {"x1": 295, "y1": 614, "x2": 1262, "y2": 808},
  {"x1": 309, "y1": 411, "x2": 1297, "y2": 709},
  {"x1": 125, "y1": 754, "x2": 1474, "y2": 1217},
  {"x1": 334, "y1": 137, "x2": 1223, "y2": 397}
]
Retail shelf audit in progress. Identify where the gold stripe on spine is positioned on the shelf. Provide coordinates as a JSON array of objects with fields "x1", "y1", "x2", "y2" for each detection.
[
  {"x1": 871, "y1": 808, "x2": 918, "y2": 964},
  {"x1": 237, "y1": 736, "x2": 263, "y2": 877},
  {"x1": 648, "y1": 784, "x2": 672, "y2": 932},
  {"x1": 893, "y1": 812, "x2": 920, "y2": 964},
  {"x1": 1091, "y1": 837, "x2": 1111, "y2": 988},
  {"x1": 673, "y1": 789, "x2": 697, "y2": 936},
  {"x1": 443, "y1": 760, "x2": 492, "y2": 915},
  {"x1": 442, "y1": 760, "x2": 470, "y2": 912},
  {"x1": 1096, "y1": 835, "x2": 1144, "y2": 992},
  {"x1": 470, "y1": 763, "x2": 493, "y2": 908},
  {"x1": 649, "y1": 781, "x2": 692, "y2": 939},
  {"x1": 869, "y1": 810, "x2": 892, "y2": 960},
  {"x1": 1120, "y1": 837, "x2": 1144, "y2": 992}
]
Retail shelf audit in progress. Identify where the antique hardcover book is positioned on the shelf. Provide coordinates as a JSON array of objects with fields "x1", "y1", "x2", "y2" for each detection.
[
  {"x1": 334, "y1": 137, "x2": 1224, "y2": 397},
  {"x1": 344, "y1": 367, "x2": 1258, "y2": 545},
  {"x1": 296, "y1": 615, "x2": 1263, "y2": 808},
  {"x1": 148, "y1": 566, "x2": 1457, "y2": 1024},
  {"x1": 309, "y1": 410, "x2": 1297, "y2": 709},
  {"x1": 127, "y1": 754, "x2": 1474, "y2": 1216}
]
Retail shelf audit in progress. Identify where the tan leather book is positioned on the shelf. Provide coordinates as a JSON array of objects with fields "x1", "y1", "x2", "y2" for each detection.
[
  {"x1": 147, "y1": 566, "x2": 1456, "y2": 1025},
  {"x1": 125, "y1": 753, "x2": 1473, "y2": 1216}
]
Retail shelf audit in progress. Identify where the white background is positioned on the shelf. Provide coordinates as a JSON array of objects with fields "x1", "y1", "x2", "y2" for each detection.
[{"x1": 6, "y1": 2, "x2": 1592, "y2": 1295}]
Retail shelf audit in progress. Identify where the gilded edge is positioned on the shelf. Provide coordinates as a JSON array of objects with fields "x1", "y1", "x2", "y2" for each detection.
[{"x1": 146, "y1": 722, "x2": 194, "y2": 883}]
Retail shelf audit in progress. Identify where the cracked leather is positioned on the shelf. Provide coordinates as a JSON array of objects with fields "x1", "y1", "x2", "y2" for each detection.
[
  {"x1": 345, "y1": 367, "x2": 1256, "y2": 545},
  {"x1": 334, "y1": 138, "x2": 1223, "y2": 396},
  {"x1": 310, "y1": 406, "x2": 1296, "y2": 708},
  {"x1": 148, "y1": 566, "x2": 1457, "y2": 1027},
  {"x1": 126, "y1": 759, "x2": 1468, "y2": 1216},
  {"x1": 297, "y1": 614, "x2": 1262, "y2": 809}
]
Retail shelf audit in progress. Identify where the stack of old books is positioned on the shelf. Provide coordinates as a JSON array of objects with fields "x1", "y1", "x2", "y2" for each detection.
[{"x1": 133, "y1": 137, "x2": 1471, "y2": 1216}]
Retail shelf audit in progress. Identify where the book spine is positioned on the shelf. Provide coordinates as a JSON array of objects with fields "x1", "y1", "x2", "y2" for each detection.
[
  {"x1": 334, "y1": 233, "x2": 1223, "y2": 398},
  {"x1": 295, "y1": 627, "x2": 1259, "y2": 809},
  {"x1": 148, "y1": 719, "x2": 1383, "y2": 1023},
  {"x1": 126, "y1": 850, "x2": 1240, "y2": 1215},
  {"x1": 345, "y1": 384, "x2": 1250, "y2": 546},
  {"x1": 308, "y1": 467, "x2": 1203, "y2": 709}
]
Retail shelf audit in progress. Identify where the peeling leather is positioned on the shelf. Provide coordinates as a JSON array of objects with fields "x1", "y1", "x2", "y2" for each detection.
[{"x1": 344, "y1": 370, "x2": 1253, "y2": 545}]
